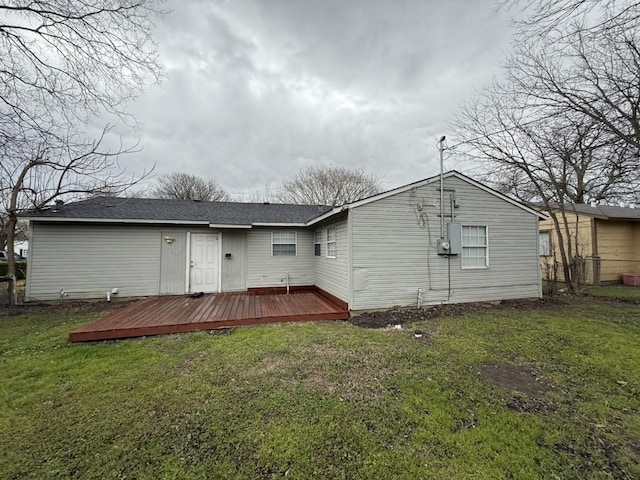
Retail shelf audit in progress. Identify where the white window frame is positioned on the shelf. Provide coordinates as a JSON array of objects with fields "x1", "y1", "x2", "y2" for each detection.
[
  {"x1": 461, "y1": 225, "x2": 489, "y2": 269},
  {"x1": 326, "y1": 226, "x2": 337, "y2": 258},
  {"x1": 271, "y1": 231, "x2": 297, "y2": 256},
  {"x1": 314, "y1": 230, "x2": 323, "y2": 256},
  {"x1": 539, "y1": 231, "x2": 551, "y2": 256}
]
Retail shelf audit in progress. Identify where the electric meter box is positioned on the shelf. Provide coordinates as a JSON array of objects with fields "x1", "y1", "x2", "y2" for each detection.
[
  {"x1": 447, "y1": 223, "x2": 462, "y2": 255},
  {"x1": 437, "y1": 238, "x2": 451, "y2": 255}
]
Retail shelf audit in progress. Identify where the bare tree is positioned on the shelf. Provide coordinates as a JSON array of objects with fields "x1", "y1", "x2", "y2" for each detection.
[
  {"x1": 278, "y1": 165, "x2": 381, "y2": 206},
  {"x1": 453, "y1": 0, "x2": 640, "y2": 293},
  {"x1": 1, "y1": 127, "x2": 151, "y2": 303},
  {"x1": 150, "y1": 172, "x2": 229, "y2": 201},
  {"x1": 0, "y1": 216, "x2": 27, "y2": 252},
  {"x1": 500, "y1": 0, "x2": 640, "y2": 38},
  {"x1": 0, "y1": 1, "x2": 163, "y2": 133},
  {"x1": 500, "y1": 0, "x2": 640, "y2": 150},
  {"x1": 0, "y1": 1, "x2": 164, "y2": 304},
  {"x1": 231, "y1": 185, "x2": 278, "y2": 203},
  {"x1": 453, "y1": 84, "x2": 639, "y2": 292}
]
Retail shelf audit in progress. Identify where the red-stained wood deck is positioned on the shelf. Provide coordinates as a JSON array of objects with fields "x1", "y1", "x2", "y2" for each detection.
[{"x1": 69, "y1": 291, "x2": 349, "y2": 342}]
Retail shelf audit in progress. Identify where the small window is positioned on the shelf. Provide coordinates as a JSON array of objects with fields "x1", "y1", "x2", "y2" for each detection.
[
  {"x1": 326, "y1": 226, "x2": 337, "y2": 258},
  {"x1": 462, "y1": 225, "x2": 488, "y2": 268},
  {"x1": 539, "y1": 231, "x2": 551, "y2": 256},
  {"x1": 272, "y1": 231, "x2": 297, "y2": 256},
  {"x1": 314, "y1": 230, "x2": 322, "y2": 256}
]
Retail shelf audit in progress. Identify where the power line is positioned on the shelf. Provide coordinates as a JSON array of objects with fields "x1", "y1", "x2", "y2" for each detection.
[{"x1": 442, "y1": 116, "x2": 546, "y2": 151}]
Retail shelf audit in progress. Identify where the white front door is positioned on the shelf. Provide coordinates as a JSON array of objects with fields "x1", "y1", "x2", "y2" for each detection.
[{"x1": 189, "y1": 234, "x2": 219, "y2": 293}]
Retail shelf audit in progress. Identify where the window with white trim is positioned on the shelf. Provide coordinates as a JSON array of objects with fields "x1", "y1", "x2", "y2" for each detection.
[
  {"x1": 462, "y1": 225, "x2": 488, "y2": 268},
  {"x1": 314, "y1": 230, "x2": 322, "y2": 256},
  {"x1": 539, "y1": 231, "x2": 551, "y2": 256},
  {"x1": 326, "y1": 226, "x2": 337, "y2": 258},
  {"x1": 272, "y1": 231, "x2": 297, "y2": 256}
]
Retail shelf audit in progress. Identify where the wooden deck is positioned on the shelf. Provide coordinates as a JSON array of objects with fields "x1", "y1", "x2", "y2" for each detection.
[{"x1": 69, "y1": 291, "x2": 349, "y2": 342}]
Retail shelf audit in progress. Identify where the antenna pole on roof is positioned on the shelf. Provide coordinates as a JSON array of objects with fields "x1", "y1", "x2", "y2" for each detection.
[{"x1": 438, "y1": 135, "x2": 446, "y2": 238}]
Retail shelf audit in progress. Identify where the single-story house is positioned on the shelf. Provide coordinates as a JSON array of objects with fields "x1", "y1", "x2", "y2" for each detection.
[
  {"x1": 537, "y1": 203, "x2": 640, "y2": 284},
  {"x1": 22, "y1": 171, "x2": 545, "y2": 310}
]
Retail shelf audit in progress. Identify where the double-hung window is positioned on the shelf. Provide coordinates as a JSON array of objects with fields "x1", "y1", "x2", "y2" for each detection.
[
  {"x1": 326, "y1": 227, "x2": 337, "y2": 258},
  {"x1": 539, "y1": 231, "x2": 551, "y2": 256},
  {"x1": 272, "y1": 232, "x2": 297, "y2": 256},
  {"x1": 314, "y1": 230, "x2": 322, "y2": 256},
  {"x1": 462, "y1": 225, "x2": 488, "y2": 268}
]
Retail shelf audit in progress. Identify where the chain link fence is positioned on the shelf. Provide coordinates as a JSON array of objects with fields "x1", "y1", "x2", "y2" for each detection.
[
  {"x1": 543, "y1": 256, "x2": 640, "y2": 287},
  {"x1": 579, "y1": 257, "x2": 640, "y2": 285}
]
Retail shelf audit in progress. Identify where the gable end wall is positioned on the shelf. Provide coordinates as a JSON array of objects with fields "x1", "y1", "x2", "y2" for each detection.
[{"x1": 349, "y1": 176, "x2": 541, "y2": 310}]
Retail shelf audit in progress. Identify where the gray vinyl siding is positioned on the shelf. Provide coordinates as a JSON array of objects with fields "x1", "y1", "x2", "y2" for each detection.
[
  {"x1": 313, "y1": 218, "x2": 349, "y2": 302},
  {"x1": 27, "y1": 224, "x2": 249, "y2": 301},
  {"x1": 159, "y1": 230, "x2": 188, "y2": 294},
  {"x1": 157, "y1": 229, "x2": 247, "y2": 294},
  {"x1": 246, "y1": 228, "x2": 314, "y2": 287},
  {"x1": 26, "y1": 223, "x2": 161, "y2": 302},
  {"x1": 349, "y1": 176, "x2": 541, "y2": 310},
  {"x1": 221, "y1": 231, "x2": 247, "y2": 291}
]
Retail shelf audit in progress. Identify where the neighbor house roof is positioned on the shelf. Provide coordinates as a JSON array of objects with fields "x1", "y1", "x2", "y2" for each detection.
[
  {"x1": 533, "y1": 202, "x2": 640, "y2": 221},
  {"x1": 22, "y1": 196, "x2": 332, "y2": 227}
]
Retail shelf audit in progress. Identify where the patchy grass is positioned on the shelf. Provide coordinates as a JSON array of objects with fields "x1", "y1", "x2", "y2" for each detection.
[
  {"x1": 585, "y1": 284, "x2": 640, "y2": 302},
  {"x1": 1, "y1": 298, "x2": 639, "y2": 479}
]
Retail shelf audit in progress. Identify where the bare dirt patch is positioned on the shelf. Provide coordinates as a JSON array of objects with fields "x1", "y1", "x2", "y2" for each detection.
[
  {"x1": 349, "y1": 297, "x2": 566, "y2": 329},
  {"x1": 474, "y1": 362, "x2": 561, "y2": 413},
  {"x1": 475, "y1": 362, "x2": 556, "y2": 398},
  {"x1": 0, "y1": 298, "x2": 137, "y2": 317}
]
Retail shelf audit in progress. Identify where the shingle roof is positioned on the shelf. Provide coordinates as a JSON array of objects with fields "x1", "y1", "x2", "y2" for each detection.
[
  {"x1": 22, "y1": 196, "x2": 333, "y2": 225},
  {"x1": 533, "y1": 202, "x2": 640, "y2": 220}
]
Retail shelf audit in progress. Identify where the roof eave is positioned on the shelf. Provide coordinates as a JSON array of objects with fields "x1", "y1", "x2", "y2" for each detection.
[
  {"x1": 26, "y1": 216, "x2": 211, "y2": 226},
  {"x1": 251, "y1": 222, "x2": 308, "y2": 227},
  {"x1": 209, "y1": 223, "x2": 252, "y2": 229},
  {"x1": 537, "y1": 206, "x2": 608, "y2": 220},
  {"x1": 305, "y1": 207, "x2": 345, "y2": 226}
]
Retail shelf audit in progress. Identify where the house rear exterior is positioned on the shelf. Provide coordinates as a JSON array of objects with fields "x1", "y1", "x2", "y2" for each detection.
[{"x1": 24, "y1": 171, "x2": 544, "y2": 309}]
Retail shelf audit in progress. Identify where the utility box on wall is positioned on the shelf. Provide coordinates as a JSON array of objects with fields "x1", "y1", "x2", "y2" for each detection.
[
  {"x1": 447, "y1": 223, "x2": 462, "y2": 255},
  {"x1": 436, "y1": 223, "x2": 462, "y2": 255},
  {"x1": 437, "y1": 238, "x2": 451, "y2": 255}
]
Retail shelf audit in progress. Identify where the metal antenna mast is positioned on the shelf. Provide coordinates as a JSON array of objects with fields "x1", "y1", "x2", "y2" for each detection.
[{"x1": 438, "y1": 135, "x2": 446, "y2": 239}]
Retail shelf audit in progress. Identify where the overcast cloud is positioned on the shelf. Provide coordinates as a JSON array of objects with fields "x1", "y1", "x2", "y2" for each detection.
[{"x1": 114, "y1": 0, "x2": 516, "y2": 197}]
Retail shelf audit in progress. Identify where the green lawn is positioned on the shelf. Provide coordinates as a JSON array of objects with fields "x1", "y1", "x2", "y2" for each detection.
[
  {"x1": 586, "y1": 284, "x2": 640, "y2": 302},
  {"x1": 1, "y1": 298, "x2": 639, "y2": 480}
]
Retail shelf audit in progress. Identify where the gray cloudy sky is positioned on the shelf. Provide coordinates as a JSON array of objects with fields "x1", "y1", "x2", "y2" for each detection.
[{"x1": 115, "y1": 0, "x2": 516, "y2": 196}]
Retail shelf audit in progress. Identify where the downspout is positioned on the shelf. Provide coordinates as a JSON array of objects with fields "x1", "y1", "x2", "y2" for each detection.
[
  {"x1": 417, "y1": 288, "x2": 423, "y2": 309},
  {"x1": 286, "y1": 271, "x2": 290, "y2": 295}
]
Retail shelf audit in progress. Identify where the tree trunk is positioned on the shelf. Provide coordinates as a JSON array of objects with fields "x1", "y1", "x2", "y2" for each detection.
[
  {"x1": 547, "y1": 208, "x2": 579, "y2": 293},
  {"x1": 6, "y1": 212, "x2": 17, "y2": 305}
]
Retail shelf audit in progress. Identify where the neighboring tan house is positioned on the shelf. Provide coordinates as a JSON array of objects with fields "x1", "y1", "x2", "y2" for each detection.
[
  {"x1": 537, "y1": 203, "x2": 640, "y2": 284},
  {"x1": 22, "y1": 171, "x2": 545, "y2": 310}
]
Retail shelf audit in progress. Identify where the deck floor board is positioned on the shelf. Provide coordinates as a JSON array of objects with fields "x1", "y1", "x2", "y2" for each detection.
[{"x1": 69, "y1": 291, "x2": 349, "y2": 342}]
